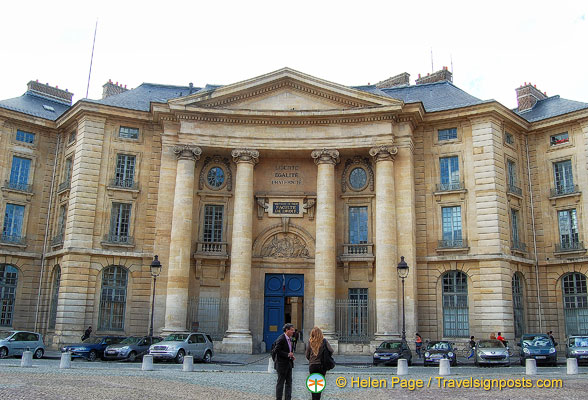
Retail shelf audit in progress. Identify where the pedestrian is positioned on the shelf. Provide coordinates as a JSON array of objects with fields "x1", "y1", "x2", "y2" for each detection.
[
  {"x1": 415, "y1": 333, "x2": 423, "y2": 358},
  {"x1": 489, "y1": 332, "x2": 496, "y2": 340},
  {"x1": 273, "y1": 323, "x2": 296, "y2": 400},
  {"x1": 548, "y1": 330, "x2": 558, "y2": 347},
  {"x1": 467, "y1": 336, "x2": 476, "y2": 359},
  {"x1": 81, "y1": 326, "x2": 92, "y2": 341},
  {"x1": 496, "y1": 332, "x2": 506, "y2": 346},
  {"x1": 292, "y1": 329, "x2": 300, "y2": 352},
  {"x1": 306, "y1": 326, "x2": 334, "y2": 400}
]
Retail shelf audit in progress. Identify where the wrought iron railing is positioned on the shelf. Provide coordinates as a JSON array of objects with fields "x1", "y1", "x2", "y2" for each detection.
[
  {"x1": 438, "y1": 239, "x2": 467, "y2": 249},
  {"x1": 0, "y1": 234, "x2": 26, "y2": 245},
  {"x1": 195, "y1": 241, "x2": 228, "y2": 254},
  {"x1": 4, "y1": 180, "x2": 32, "y2": 193},
  {"x1": 508, "y1": 183, "x2": 522, "y2": 197},
  {"x1": 336, "y1": 299, "x2": 376, "y2": 343},
  {"x1": 555, "y1": 241, "x2": 585, "y2": 253},
  {"x1": 551, "y1": 184, "x2": 579, "y2": 197},
  {"x1": 187, "y1": 297, "x2": 229, "y2": 341},
  {"x1": 57, "y1": 180, "x2": 70, "y2": 193},
  {"x1": 109, "y1": 178, "x2": 139, "y2": 190},
  {"x1": 342, "y1": 243, "x2": 373, "y2": 256},
  {"x1": 103, "y1": 234, "x2": 134, "y2": 245},
  {"x1": 436, "y1": 182, "x2": 465, "y2": 192},
  {"x1": 511, "y1": 240, "x2": 527, "y2": 252}
]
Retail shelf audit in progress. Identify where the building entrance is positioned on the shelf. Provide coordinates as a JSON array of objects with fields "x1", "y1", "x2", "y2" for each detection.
[{"x1": 263, "y1": 273, "x2": 304, "y2": 351}]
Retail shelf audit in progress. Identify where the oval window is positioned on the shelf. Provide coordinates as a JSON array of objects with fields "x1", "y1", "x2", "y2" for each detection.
[
  {"x1": 349, "y1": 167, "x2": 367, "y2": 190},
  {"x1": 207, "y1": 167, "x2": 225, "y2": 188}
]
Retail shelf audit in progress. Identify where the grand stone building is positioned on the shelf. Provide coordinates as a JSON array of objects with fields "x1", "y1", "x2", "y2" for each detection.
[{"x1": 1, "y1": 68, "x2": 587, "y2": 354}]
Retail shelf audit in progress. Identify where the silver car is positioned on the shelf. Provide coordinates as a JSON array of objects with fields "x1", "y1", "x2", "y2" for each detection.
[
  {"x1": 474, "y1": 339, "x2": 510, "y2": 366},
  {"x1": 0, "y1": 331, "x2": 45, "y2": 359},
  {"x1": 149, "y1": 332, "x2": 213, "y2": 364},
  {"x1": 566, "y1": 335, "x2": 588, "y2": 364}
]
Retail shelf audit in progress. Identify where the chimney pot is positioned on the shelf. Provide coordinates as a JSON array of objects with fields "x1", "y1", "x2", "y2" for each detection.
[
  {"x1": 26, "y1": 80, "x2": 74, "y2": 105},
  {"x1": 415, "y1": 68, "x2": 453, "y2": 85}
]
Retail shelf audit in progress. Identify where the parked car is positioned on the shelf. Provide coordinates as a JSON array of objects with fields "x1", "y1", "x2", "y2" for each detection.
[
  {"x1": 423, "y1": 341, "x2": 457, "y2": 366},
  {"x1": 517, "y1": 334, "x2": 557, "y2": 366},
  {"x1": 149, "y1": 332, "x2": 213, "y2": 364},
  {"x1": 372, "y1": 340, "x2": 412, "y2": 366},
  {"x1": 0, "y1": 331, "x2": 45, "y2": 359},
  {"x1": 103, "y1": 336, "x2": 162, "y2": 362},
  {"x1": 566, "y1": 335, "x2": 588, "y2": 364},
  {"x1": 474, "y1": 339, "x2": 510, "y2": 366},
  {"x1": 61, "y1": 336, "x2": 124, "y2": 361}
]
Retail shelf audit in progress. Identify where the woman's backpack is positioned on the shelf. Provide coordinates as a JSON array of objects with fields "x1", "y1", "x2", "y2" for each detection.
[{"x1": 321, "y1": 339, "x2": 336, "y2": 370}]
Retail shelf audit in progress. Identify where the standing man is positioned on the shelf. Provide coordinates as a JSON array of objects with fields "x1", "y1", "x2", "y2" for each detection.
[
  {"x1": 274, "y1": 323, "x2": 296, "y2": 400},
  {"x1": 81, "y1": 326, "x2": 92, "y2": 341}
]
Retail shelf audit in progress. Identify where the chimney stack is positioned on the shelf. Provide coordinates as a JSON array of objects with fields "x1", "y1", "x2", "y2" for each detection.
[
  {"x1": 26, "y1": 80, "x2": 74, "y2": 105},
  {"x1": 415, "y1": 67, "x2": 453, "y2": 85},
  {"x1": 375, "y1": 72, "x2": 411, "y2": 89},
  {"x1": 515, "y1": 82, "x2": 547, "y2": 111},
  {"x1": 102, "y1": 79, "x2": 129, "y2": 99}
]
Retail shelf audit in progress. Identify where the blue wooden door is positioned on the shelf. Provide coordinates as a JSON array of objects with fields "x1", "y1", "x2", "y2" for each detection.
[{"x1": 263, "y1": 274, "x2": 304, "y2": 351}]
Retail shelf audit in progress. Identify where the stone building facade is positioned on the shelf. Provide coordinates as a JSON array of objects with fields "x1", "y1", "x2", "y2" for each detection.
[{"x1": 1, "y1": 68, "x2": 587, "y2": 354}]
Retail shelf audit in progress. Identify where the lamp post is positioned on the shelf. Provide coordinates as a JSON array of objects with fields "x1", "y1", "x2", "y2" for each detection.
[
  {"x1": 149, "y1": 255, "x2": 162, "y2": 337},
  {"x1": 397, "y1": 256, "x2": 409, "y2": 342}
]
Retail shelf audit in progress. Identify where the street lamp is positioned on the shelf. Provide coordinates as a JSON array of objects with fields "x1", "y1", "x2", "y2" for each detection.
[
  {"x1": 397, "y1": 256, "x2": 409, "y2": 342},
  {"x1": 149, "y1": 255, "x2": 162, "y2": 337}
]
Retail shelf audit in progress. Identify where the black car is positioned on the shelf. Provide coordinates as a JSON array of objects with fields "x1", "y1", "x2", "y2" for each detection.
[
  {"x1": 373, "y1": 340, "x2": 412, "y2": 366},
  {"x1": 423, "y1": 341, "x2": 457, "y2": 366},
  {"x1": 517, "y1": 334, "x2": 557, "y2": 366}
]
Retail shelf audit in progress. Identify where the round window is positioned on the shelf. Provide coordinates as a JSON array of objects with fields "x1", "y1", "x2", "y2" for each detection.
[
  {"x1": 349, "y1": 167, "x2": 367, "y2": 190},
  {"x1": 207, "y1": 167, "x2": 225, "y2": 188}
]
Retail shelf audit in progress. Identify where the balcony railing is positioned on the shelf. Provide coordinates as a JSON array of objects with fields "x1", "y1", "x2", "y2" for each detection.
[
  {"x1": 109, "y1": 178, "x2": 139, "y2": 190},
  {"x1": 555, "y1": 241, "x2": 585, "y2": 253},
  {"x1": 196, "y1": 241, "x2": 228, "y2": 254},
  {"x1": 4, "y1": 180, "x2": 32, "y2": 193},
  {"x1": 551, "y1": 184, "x2": 580, "y2": 197},
  {"x1": 57, "y1": 180, "x2": 70, "y2": 193},
  {"x1": 438, "y1": 239, "x2": 467, "y2": 249},
  {"x1": 0, "y1": 234, "x2": 26, "y2": 246},
  {"x1": 508, "y1": 183, "x2": 522, "y2": 197},
  {"x1": 511, "y1": 240, "x2": 527, "y2": 252},
  {"x1": 51, "y1": 232, "x2": 64, "y2": 246},
  {"x1": 103, "y1": 233, "x2": 134, "y2": 245},
  {"x1": 436, "y1": 182, "x2": 465, "y2": 192},
  {"x1": 342, "y1": 243, "x2": 374, "y2": 256}
]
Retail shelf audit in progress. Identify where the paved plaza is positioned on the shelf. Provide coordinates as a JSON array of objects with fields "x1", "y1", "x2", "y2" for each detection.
[{"x1": 1, "y1": 354, "x2": 588, "y2": 400}]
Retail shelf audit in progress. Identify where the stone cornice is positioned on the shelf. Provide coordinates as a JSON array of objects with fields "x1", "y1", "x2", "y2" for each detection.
[
  {"x1": 311, "y1": 148, "x2": 340, "y2": 165},
  {"x1": 231, "y1": 148, "x2": 259, "y2": 164},
  {"x1": 369, "y1": 145, "x2": 398, "y2": 162},
  {"x1": 173, "y1": 145, "x2": 202, "y2": 161}
]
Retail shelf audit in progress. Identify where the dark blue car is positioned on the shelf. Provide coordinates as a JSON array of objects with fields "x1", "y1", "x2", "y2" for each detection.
[
  {"x1": 61, "y1": 336, "x2": 124, "y2": 361},
  {"x1": 517, "y1": 334, "x2": 557, "y2": 366}
]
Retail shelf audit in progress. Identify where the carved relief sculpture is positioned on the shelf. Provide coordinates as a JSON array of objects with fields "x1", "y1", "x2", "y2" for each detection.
[
  {"x1": 311, "y1": 148, "x2": 340, "y2": 165},
  {"x1": 260, "y1": 233, "x2": 310, "y2": 258},
  {"x1": 369, "y1": 145, "x2": 398, "y2": 162},
  {"x1": 172, "y1": 145, "x2": 202, "y2": 161}
]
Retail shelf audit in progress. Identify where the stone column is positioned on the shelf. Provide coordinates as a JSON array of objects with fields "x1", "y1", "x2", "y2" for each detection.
[
  {"x1": 163, "y1": 145, "x2": 201, "y2": 332},
  {"x1": 370, "y1": 145, "x2": 399, "y2": 339},
  {"x1": 223, "y1": 149, "x2": 259, "y2": 354},
  {"x1": 311, "y1": 149, "x2": 339, "y2": 343}
]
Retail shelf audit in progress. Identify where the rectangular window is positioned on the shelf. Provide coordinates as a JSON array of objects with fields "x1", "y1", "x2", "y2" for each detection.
[
  {"x1": 2, "y1": 204, "x2": 25, "y2": 241},
  {"x1": 203, "y1": 205, "x2": 223, "y2": 243},
  {"x1": 550, "y1": 132, "x2": 569, "y2": 146},
  {"x1": 558, "y1": 209, "x2": 579, "y2": 249},
  {"x1": 442, "y1": 206, "x2": 462, "y2": 241},
  {"x1": 438, "y1": 127, "x2": 457, "y2": 141},
  {"x1": 68, "y1": 130, "x2": 76, "y2": 144},
  {"x1": 554, "y1": 160, "x2": 574, "y2": 195},
  {"x1": 57, "y1": 205, "x2": 67, "y2": 234},
  {"x1": 16, "y1": 129, "x2": 35, "y2": 144},
  {"x1": 109, "y1": 203, "x2": 132, "y2": 242},
  {"x1": 505, "y1": 132, "x2": 515, "y2": 145},
  {"x1": 64, "y1": 157, "x2": 73, "y2": 183},
  {"x1": 348, "y1": 206, "x2": 368, "y2": 244},
  {"x1": 119, "y1": 126, "x2": 139, "y2": 139},
  {"x1": 439, "y1": 156, "x2": 460, "y2": 190},
  {"x1": 9, "y1": 156, "x2": 31, "y2": 191},
  {"x1": 511, "y1": 209, "x2": 520, "y2": 244},
  {"x1": 348, "y1": 288, "x2": 368, "y2": 338},
  {"x1": 507, "y1": 160, "x2": 517, "y2": 187},
  {"x1": 114, "y1": 154, "x2": 136, "y2": 188}
]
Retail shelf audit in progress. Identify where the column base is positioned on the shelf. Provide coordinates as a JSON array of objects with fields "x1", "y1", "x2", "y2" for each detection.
[
  {"x1": 322, "y1": 331, "x2": 339, "y2": 354},
  {"x1": 162, "y1": 326, "x2": 188, "y2": 335},
  {"x1": 221, "y1": 330, "x2": 253, "y2": 354}
]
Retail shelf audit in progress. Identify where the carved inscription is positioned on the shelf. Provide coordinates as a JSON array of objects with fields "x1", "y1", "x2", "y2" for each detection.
[
  {"x1": 272, "y1": 165, "x2": 302, "y2": 185},
  {"x1": 273, "y1": 202, "x2": 299, "y2": 215}
]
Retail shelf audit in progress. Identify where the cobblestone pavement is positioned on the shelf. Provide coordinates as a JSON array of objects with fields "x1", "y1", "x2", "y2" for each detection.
[{"x1": 1, "y1": 357, "x2": 588, "y2": 399}]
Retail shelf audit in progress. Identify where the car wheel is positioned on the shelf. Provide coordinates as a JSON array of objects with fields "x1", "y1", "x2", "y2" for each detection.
[
  {"x1": 452, "y1": 359, "x2": 457, "y2": 367},
  {"x1": 0, "y1": 347, "x2": 8, "y2": 358},
  {"x1": 33, "y1": 349, "x2": 44, "y2": 359},
  {"x1": 203, "y1": 351, "x2": 212, "y2": 363},
  {"x1": 88, "y1": 350, "x2": 97, "y2": 362},
  {"x1": 128, "y1": 351, "x2": 137, "y2": 362},
  {"x1": 520, "y1": 358, "x2": 525, "y2": 366},
  {"x1": 408, "y1": 358, "x2": 412, "y2": 367},
  {"x1": 175, "y1": 349, "x2": 185, "y2": 364}
]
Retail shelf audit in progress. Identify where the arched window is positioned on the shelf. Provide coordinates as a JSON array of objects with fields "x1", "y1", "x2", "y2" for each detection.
[
  {"x1": 98, "y1": 266, "x2": 128, "y2": 331},
  {"x1": 0, "y1": 264, "x2": 18, "y2": 326},
  {"x1": 442, "y1": 271, "x2": 469, "y2": 337},
  {"x1": 49, "y1": 265, "x2": 61, "y2": 329},
  {"x1": 512, "y1": 273, "x2": 525, "y2": 338},
  {"x1": 562, "y1": 273, "x2": 588, "y2": 335}
]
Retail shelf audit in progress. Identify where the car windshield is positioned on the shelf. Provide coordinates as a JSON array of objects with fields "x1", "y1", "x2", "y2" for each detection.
[
  {"x1": 164, "y1": 334, "x2": 188, "y2": 341},
  {"x1": 82, "y1": 337, "x2": 103, "y2": 344},
  {"x1": 569, "y1": 337, "x2": 588, "y2": 347},
  {"x1": 522, "y1": 336, "x2": 551, "y2": 347},
  {"x1": 478, "y1": 340, "x2": 504, "y2": 348},
  {"x1": 378, "y1": 342, "x2": 402, "y2": 350},
  {"x1": 119, "y1": 336, "x2": 142, "y2": 345},
  {"x1": 0, "y1": 331, "x2": 15, "y2": 340},
  {"x1": 427, "y1": 342, "x2": 450, "y2": 351}
]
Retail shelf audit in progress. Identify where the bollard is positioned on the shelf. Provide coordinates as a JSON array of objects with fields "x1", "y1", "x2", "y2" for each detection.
[
  {"x1": 396, "y1": 359, "x2": 408, "y2": 376},
  {"x1": 567, "y1": 358, "x2": 578, "y2": 375},
  {"x1": 439, "y1": 358, "x2": 451, "y2": 376},
  {"x1": 142, "y1": 354, "x2": 154, "y2": 371},
  {"x1": 183, "y1": 355, "x2": 194, "y2": 372},
  {"x1": 268, "y1": 357, "x2": 276, "y2": 373},
  {"x1": 60, "y1": 352, "x2": 72, "y2": 369},
  {"x1": 21, "y1": 351, "x2": 33, "y2": 368},
  {"x1": 525, "y1": 358, "x2": 537, "y2": 375},
  {"x1": 260, "y1": 341, "x2": 266, "y2": 354}
]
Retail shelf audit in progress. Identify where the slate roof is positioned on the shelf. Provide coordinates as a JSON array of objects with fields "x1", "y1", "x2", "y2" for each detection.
[
  {"x1": 514, "y1": 95, "x2": 588, "y2": 122},
  {"x1": 0, "y1": 91, "x2": 71, "y2": 121}
]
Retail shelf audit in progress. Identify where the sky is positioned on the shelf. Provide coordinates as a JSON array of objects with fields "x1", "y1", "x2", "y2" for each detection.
[{"x1": 1, "y1": 1, "x2": 587, "y2": 109}]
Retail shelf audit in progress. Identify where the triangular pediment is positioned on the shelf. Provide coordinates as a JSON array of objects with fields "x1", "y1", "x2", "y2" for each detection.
[{"x1": 169, "y1": 68, "x2": 402, "y2": 112}]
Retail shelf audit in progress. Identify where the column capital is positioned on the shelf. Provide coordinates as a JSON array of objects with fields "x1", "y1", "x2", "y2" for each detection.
[
  {"x1": 231, "y1": 149, "x2": 259, "y2": 165},
  {"x1": 311, "y1": 148, "x2": 340, "y2": 165},
  {"x1": 369, "y1": 145, "x2": 398, "y2": 162},
  {"x1": 173, "y1": 145, "x2": 202, "y2": 161}
]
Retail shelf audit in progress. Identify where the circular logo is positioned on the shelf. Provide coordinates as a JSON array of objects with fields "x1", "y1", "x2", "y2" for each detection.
[{"x1": 306, "y1": 373, "x2": 326, "y2": 393}]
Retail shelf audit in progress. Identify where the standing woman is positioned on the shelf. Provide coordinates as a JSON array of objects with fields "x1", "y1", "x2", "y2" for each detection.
[
  {"x1": 415, "y1": 333, "x2": 423, "y2": 358},
  {"x1": 306, "y1": 326, "x2": 334, "y2": 400}
]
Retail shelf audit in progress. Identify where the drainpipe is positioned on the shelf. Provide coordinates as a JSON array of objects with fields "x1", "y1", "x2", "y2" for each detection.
[
  {"x1": 34, "y1": 133, "x2": 61, "y2": 332},
  {"x1": 525, "y1": 135, "x2": 543, "y2": 331}
]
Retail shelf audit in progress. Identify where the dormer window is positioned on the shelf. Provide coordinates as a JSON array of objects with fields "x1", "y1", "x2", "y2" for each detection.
[{"x1": 550, "y1": 132, "x2": 569, "y2": 146}]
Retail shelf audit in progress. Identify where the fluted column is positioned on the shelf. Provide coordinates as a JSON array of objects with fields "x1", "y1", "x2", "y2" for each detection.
[
  {"x1": 370, "y1": 145, "x2": 399, "y2": 339},
  {"x1": 311, "y1": 149, "x2": 339, "y2": 341},
  {"x1": 164, "y1": 145, "x2": 201, "y2": 332},
  {"x1": 223, "y1": 148, "x2": 259, "y2": 354}
]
